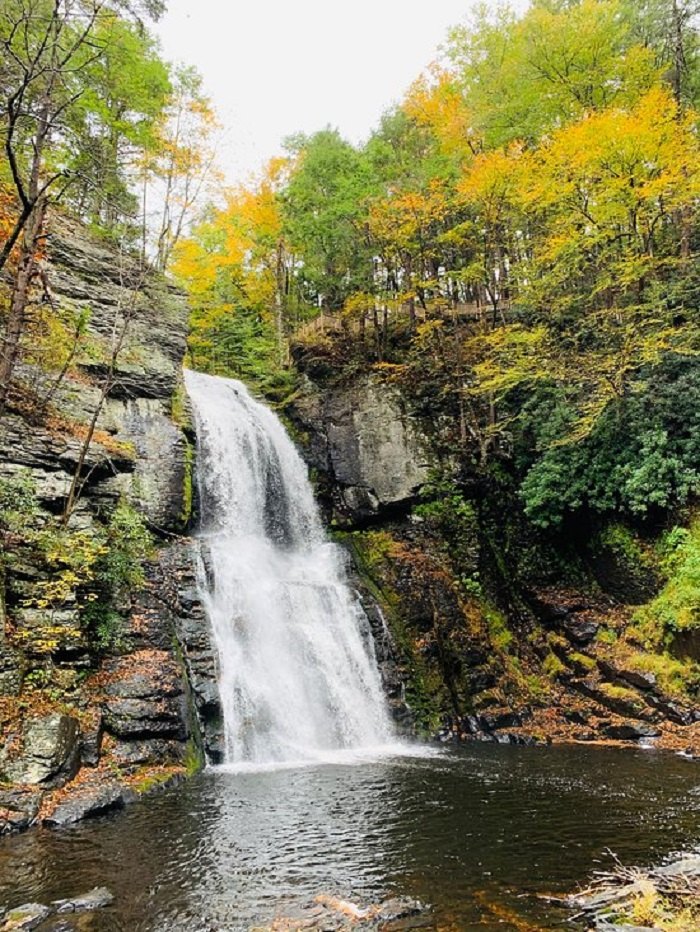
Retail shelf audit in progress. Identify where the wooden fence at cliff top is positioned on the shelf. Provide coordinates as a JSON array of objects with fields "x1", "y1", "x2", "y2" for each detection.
[{"x1": 291, "y1": 299, "x2": 506, "y2": 343}]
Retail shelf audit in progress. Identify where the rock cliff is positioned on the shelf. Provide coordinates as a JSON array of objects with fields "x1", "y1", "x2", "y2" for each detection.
[
  {"x1": 291, "y1": 373, "x2": 433, "y2": 525},
  {"x1": 0, "y1": 217, "x2": 216, "y2": 834}
]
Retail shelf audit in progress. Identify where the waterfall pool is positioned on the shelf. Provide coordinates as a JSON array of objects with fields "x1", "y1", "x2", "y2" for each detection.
[{"x1": 1, "y1": 742, "x2": 699, "y2": 930}]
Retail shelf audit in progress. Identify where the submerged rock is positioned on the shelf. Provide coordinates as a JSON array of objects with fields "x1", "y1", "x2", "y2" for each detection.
[
  {"x1": 595, "y1": 924, "x2": 662, "y2": 931},
  {"x1": 0, "y1": 888, "x2": 114, "y2": 932},
  {"x1": 53, "y1": 887, "x2": 114, "y2": 913},
  {"x1": 253, "y1": 894, "x2": 430, "y2": 931},
  {"x1": 0, "y1": 903, "x2": 51, "y2": 930}
]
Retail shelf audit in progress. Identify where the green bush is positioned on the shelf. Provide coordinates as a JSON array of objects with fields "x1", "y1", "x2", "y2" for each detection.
[
  {"x1": 517, "y1": 358, "x2": 700, "y2": 527},
  {"x1": 83, "y1": 501, "x2": 153, "y2": 650},
  {"x1": 632, "y1": 520, "x2": 700, "y2": 645},
  {"x1": 0, "y1": 471, "x2": 38, "y2": 536}
]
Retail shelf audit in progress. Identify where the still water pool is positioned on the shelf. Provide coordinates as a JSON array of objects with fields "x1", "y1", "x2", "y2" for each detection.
[{"x1": 1, "y1": 743, "x2": 700, "y2": 930}]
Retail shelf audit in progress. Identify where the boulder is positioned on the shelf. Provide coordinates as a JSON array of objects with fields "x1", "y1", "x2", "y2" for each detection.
[
  {"x1": 0, "y1": 787, "x2": 42, "y2": 834},
  {"x1": 1, "y1": 714, "x2": 80, "y2": 787},
  {"x1": 479, "y1": 710, "x2": 523, "y2": 732},
  {"x1": 43, "y1": 781, "x2": 124, "y2": 827},
  {"x1": 103, "y1": 696, "x2": 186, "y2": 740},
  {"x1": 618, "y1": 668, "x2": 657, "y2": 691},
  {"x1": 80, "y1": 719, "x2": 103, "y2": 768}
]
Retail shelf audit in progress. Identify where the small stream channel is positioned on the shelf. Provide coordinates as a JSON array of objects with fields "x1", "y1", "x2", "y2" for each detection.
[{"x1": 2, "y1": 743, "x2": 700, "y2": 930}]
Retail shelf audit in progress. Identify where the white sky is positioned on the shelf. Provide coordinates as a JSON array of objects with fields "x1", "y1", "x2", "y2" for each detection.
[{"x1": 155, "y1": 1, "x2": 493, "y2": 185}]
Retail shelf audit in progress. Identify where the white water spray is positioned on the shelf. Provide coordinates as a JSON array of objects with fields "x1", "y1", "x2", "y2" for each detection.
[{"x1": 184, "y1": 369, "x2": 395, "y2": 767}]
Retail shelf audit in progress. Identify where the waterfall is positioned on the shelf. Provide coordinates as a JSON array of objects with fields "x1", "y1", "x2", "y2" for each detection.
[{"x1": 184, "y1": 369, "x2": 395, "y2": 767}]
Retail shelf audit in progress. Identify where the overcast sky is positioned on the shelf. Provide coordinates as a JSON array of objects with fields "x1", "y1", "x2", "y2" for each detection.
[{"x1": 155, "y1": 0, "x2": 488, "y2": 184}]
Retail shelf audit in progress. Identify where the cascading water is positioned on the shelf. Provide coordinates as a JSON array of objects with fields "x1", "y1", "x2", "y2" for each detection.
[{"x1": 184, "y1": 369, "x2": 395, "y2": 767}]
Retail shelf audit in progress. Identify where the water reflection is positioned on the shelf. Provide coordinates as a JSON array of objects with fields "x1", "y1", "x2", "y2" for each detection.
[{"x1": 1, "y1": 744, "x2": 699, "y2": 931}]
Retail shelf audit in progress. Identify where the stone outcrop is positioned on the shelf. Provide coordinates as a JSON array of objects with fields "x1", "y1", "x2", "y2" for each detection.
[
  {"x1": 290, "y1": 374, "x2": 432, "y2": 524},
  {"x1": 0, "y1": 787, "x2": 42, "y2": 835},
  {"x1": 102, "y1": 653, "x2": 189, "y2": 740},
  {"x1": 0, "y1": 714, "x2": 80, "y2": 787},
  {"x1": 163, "y1": 544, "x2": 224, "y2": 763},
  {"x1": 290, "y1": 368, "x2": 700, "y2": 751},
  {"x1": 44, "y1": 779, "x2": 127, "y2": 827}
]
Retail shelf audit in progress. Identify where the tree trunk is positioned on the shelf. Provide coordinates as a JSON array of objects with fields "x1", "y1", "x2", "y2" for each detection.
[
  {"x1": 0, "y1": 200, "x2": 46, "y2": 410},
  {"x1": 274, "y1": 241, "x2": 287, "y2": 366}
]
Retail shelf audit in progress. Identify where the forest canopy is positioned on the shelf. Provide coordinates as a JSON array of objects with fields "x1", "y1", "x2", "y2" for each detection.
[{"x1": 174, "y1": 0, "x2": 700, "y2": 528}]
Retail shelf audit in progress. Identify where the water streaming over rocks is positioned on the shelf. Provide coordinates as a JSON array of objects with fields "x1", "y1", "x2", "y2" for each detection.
[{"x1": 184, "y1": 370, "x2": 395, "y2": 767}]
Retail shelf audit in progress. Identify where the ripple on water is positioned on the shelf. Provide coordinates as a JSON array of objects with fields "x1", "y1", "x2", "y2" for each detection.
[{"x1": 1, "y1": 744, "x2": 700, "y2": 931}]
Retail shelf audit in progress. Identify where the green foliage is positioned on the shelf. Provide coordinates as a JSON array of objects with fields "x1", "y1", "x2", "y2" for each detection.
[
  {"x1": 485, "y1": 606, "x2": 513, "y2": 652},
  {"x1": 82, "y1": 501, "x2": 153, "y2": 650},
  {"x1": 282, "y1": 129, "x2": 376, "y2": 310},
  {"x1": 594, "y1": 523, "x2": 660, "y2": 597},
  {"x1": 3, "y1": 491, "x2": 153, "y2": 652},
  {"x1": 446, "y1": 0, "x2": 657, "y2": 147},
  {"x1": 75, "y1": 13, "x2": 171, "y2": 233},
  {"x1": 0, "y1": 0, "x2": 173, "y2": 239},
  {"x1": 184, "y1": 738, "x2": 204, "y2": 776},
  {"x1": 99, "y1": 500, "x2": 153, "y2": 593},
  {"x1": 542, "y1": 651, "x2": 566, "y2": 678},
  {"x1": 0, "y1": 471, "x2": 38, "y2": 537},
  {"x1": 569, "y1": 651, "x2": 597, "y2": 673},
  {"x1": 414, "y1": 478, "x2": 481, "y2": 593},
  {"x1": 180, "y1": 438, "x2": 194, "y2": 528},
  {"x1": 518, "y1": 359, "x2": 700, "y2": 527},
  {"x1": 624, "y1": 648, "x2": 700, "y2": 698},
  {"x1": 633, "y1": 519, "x2": 700, "y2": 644}
]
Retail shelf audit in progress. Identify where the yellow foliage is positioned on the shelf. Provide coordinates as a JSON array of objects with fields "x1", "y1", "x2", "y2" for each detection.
[{"x1": 404, "y1": 67, "x2": 475, "y2": 165}]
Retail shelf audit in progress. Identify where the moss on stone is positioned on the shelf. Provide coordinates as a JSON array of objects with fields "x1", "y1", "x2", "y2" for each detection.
[
  {"x1": 180, "y1": 437, "x2": 194, "y2": 529},
  {"x1": 184, "y1": 738, "x2": 204, "y2": 777}
]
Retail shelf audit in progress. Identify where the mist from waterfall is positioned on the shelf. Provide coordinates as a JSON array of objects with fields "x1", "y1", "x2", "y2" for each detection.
[{"x1": 184, "y1": 369, "x2": 395, "y2": 768}]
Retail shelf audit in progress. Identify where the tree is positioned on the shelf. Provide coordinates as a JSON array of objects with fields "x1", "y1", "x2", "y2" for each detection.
[
  {"x1": 281, "y1": 129, "x2": 375, "y2": 311},
  {"x1": 0, "y1": 0, "x2": 170, "y2": 408},
  {"x1": 446, "y1": 0, "x2": 657, "y2": 147},
  {"x1": 150, "y1": 65, "x2": 221, "y2": 272},
  {"x1": 173, "y1": 161, "x2": 294, "y2": 390}
]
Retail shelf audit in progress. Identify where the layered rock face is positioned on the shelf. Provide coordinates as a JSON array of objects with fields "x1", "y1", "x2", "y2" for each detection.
[{"x1": 0, "y1": 217, "x2": 214, "y2": 833}]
